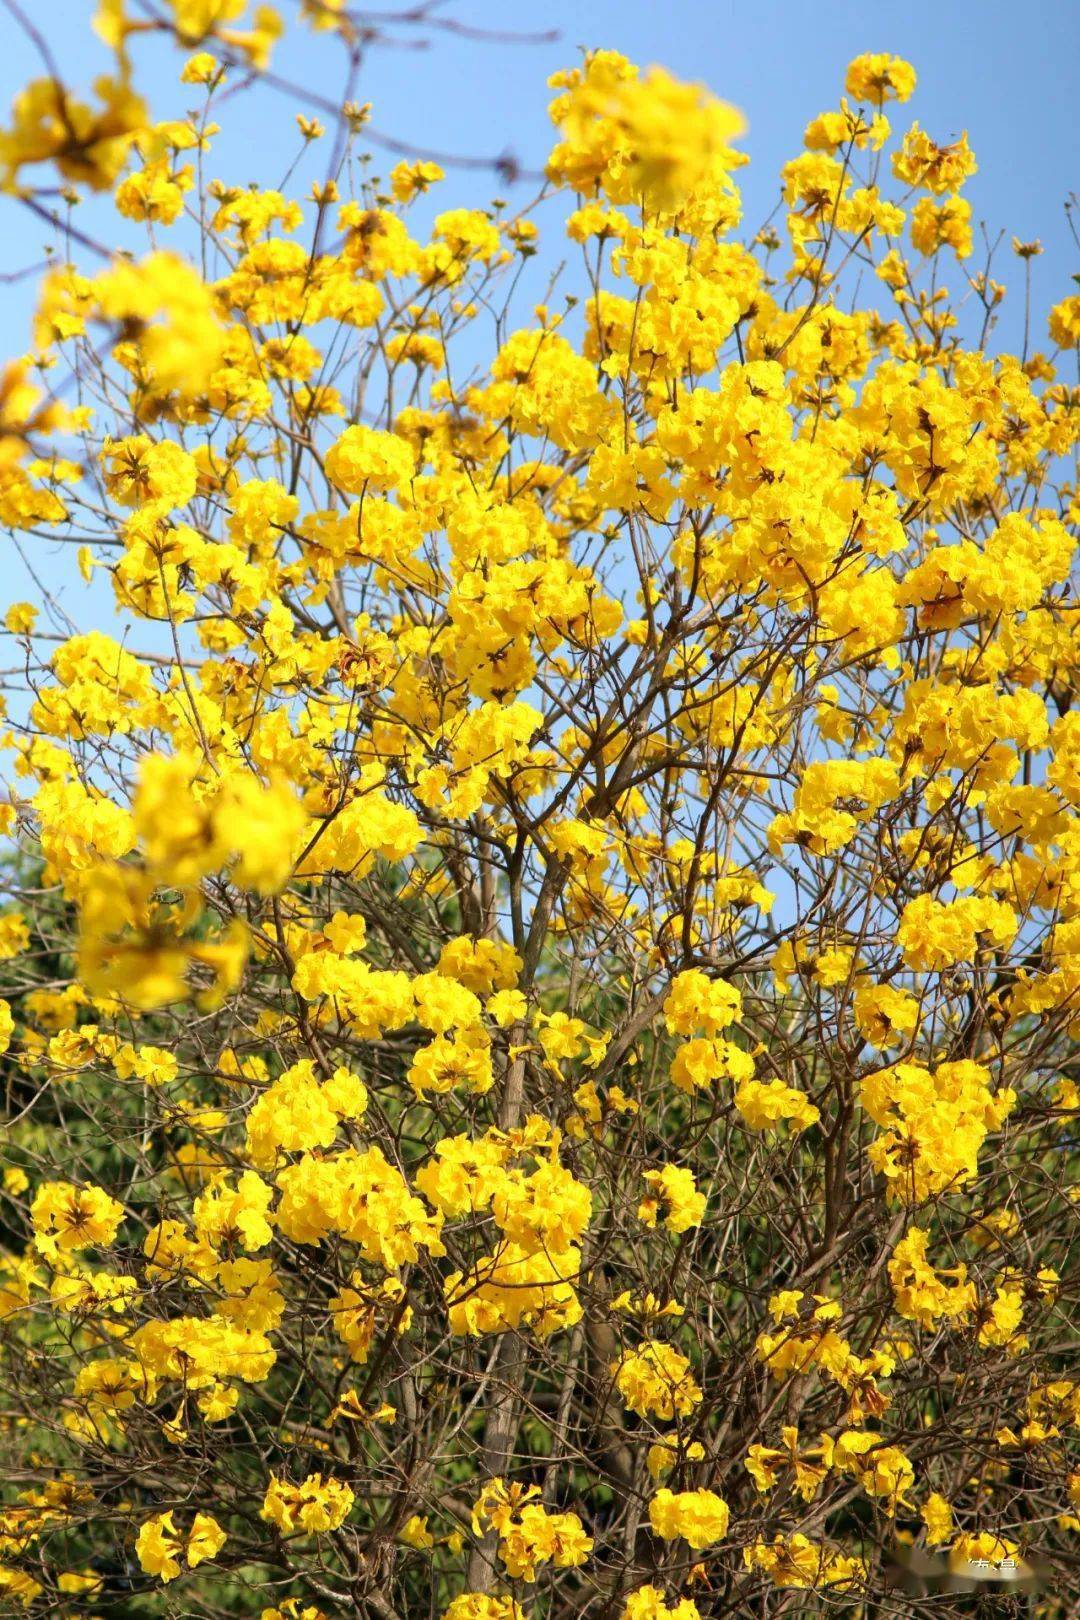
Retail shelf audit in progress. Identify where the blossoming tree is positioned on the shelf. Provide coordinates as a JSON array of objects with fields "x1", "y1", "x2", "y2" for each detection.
[{"x1": 0, "y1": 6, "x2": 1078, "y2": 1619}]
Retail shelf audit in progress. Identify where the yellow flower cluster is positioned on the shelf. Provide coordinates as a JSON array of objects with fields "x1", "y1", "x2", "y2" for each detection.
[
  {"x1": 471, "y1": 1479, "x2": 592, "y2": 1581},
  {"x1": 648, "y1": 1488, "x2": 730, "y2": 1549},
  {"x1": 861, "y1": 1059, "x2": 1014, "y2": 1200},
  {"x1": 260, "y1": 1473, "x2": 355, "y2": 1535},
  {"x1": 136, "y1": 1512, "x2": 226, "y2": 1583}
]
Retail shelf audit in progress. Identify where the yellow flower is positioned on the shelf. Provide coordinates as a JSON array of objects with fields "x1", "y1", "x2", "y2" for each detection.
[
  {"x1": 639, "y1": 1165, "x2": 706, "y2": 1233},
  {"x1": 845, "y1": 54, "x2": 917, "y2": 104},
  {"x1": 31, "y1": 1180, "x2": 124, "y2": 1258},
  {"x1": 648, "y1": 1488, "x2": 729, "y2": 1550},
  {"x1": 135, "y1": 1511, "x2": 225, "y2": 1582},
  {"x1": 260, "y1": 1473, "x2": 355, "y2": 1534},
  {"x1": 922, "y1": 1493, "x2": 954, "y2": 1546},
  {"x1": 3, "y1": 601, "x2": 36, "y2": 634},
  {"x1": 612, "y1": 1340, "x2": 702, "y2": 1420}
]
